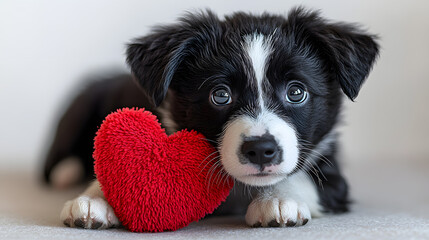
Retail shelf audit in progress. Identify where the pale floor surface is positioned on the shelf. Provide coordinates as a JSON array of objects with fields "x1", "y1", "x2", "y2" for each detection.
[{"x1": 1, "y1": 157, "x2": 428, "y2": 240}]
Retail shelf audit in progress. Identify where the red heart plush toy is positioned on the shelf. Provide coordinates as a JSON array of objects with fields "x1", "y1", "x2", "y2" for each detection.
[{"x1": 93, "y1": 108, "x2": 233, "y2": 232}]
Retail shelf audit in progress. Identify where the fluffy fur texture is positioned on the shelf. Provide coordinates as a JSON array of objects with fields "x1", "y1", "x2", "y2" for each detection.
[{"x1": 45, "y1": 7, "x2": 379, "y2": 229}]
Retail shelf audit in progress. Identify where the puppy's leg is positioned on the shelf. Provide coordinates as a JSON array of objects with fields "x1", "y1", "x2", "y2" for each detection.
[
  {"x1": 43, "y1": 82, "x2": 99, "y2": 186},
  {"x1": 245, "y1": 171, "x2": 323, "y2": 227},
  {"x1": 60, "y1": 180, "x2": 120, "y2": 229}
]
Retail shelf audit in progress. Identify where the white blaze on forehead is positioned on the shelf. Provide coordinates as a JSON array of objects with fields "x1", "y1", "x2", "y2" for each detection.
[{"x1": 243, "y1": 34, "x2": 273, "y2": 109}]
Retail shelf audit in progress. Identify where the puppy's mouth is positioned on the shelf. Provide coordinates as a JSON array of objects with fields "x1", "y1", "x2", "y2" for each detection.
[
  {"x1": 235, "y1": 172, "x2": 287, "y2": 186},
  {"x1": 249, "y1": 173, "x2": 270, "y2": 177},
  {"x1": 244, "y1": 171, "x2": 287, "y2": 178}
]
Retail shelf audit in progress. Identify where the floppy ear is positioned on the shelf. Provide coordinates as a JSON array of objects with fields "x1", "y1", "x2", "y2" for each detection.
[
  {"x1": 320, "y1": 23, "x2": 380, "y2": 100},
  {"x1": 287, "y1": 8, "x2": 380, "y2": 100},
  {"x1": 126, "y1": 11, "x2": 221, "y2": 107},
  {"x1": 126, "y1": 27, "x2": 192, "y2": 107}
]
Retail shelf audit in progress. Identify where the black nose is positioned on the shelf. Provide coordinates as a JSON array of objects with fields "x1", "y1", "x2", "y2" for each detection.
[{"x1": 241, "y1": 137, "x2": 279, "y2": 166}]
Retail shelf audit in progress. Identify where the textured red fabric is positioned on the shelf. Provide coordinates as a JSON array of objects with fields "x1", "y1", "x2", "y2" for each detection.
[{"x1": 93, "y1": 108, "x2": 233, "y2": 232}]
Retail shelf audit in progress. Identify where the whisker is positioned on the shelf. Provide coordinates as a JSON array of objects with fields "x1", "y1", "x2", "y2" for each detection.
[
  {"x1": 298, "y1": 164, "x2": 318, "y2": 188},
  {"x1": 206, "y1": 161, "x2": 222, "y2": 192},
  {"x1": 198, "y1": 150, "x2": 220, "y2": 168},
  {"x1": 298, "y1": 155, "x2": 319, "y2": 177},
  {"x1": 219, "y1": 170, "x2": 232, "y2": 189},
  {"x1": 198, "y1": 155, "x2": 220, "y2": 176},
  {"x1": 296, "y1": 159, "x2": 321, "y2": 188},
  {"x1": 299, "y1": 156, "x2": 325, "y2": 188},
  {"x1": 216, "y1": 169, "x2": 226, "y2": 186},
  {"x1": 299, "y1": 145, "x2": 333, "y2": 167},
  {"x1": 213, "y1": 163, "x2": 226, "y2": 186},
  {"x1": 198, "y1": 137, "x2": 219, "y2": 145}
]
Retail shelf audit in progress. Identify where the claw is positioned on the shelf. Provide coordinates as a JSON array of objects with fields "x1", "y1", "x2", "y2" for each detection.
[
  {"x1": 74, "y1": 218, "x2": 86, "y2": 228},
  {"x1": 268, "y1": 220, "x2": 280, "y2": 227}
]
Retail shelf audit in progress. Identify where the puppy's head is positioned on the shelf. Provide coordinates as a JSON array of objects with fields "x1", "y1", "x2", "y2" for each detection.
[{"x1": 126, "y1": 8, "x2": 379, "y2": 187}]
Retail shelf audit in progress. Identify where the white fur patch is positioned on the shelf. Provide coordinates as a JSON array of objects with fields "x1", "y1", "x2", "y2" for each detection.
[
  {"x1": 60, "y1": 181, "x2": 120, "y2": 229},
  {"x1": 245, "y1": 171, "x2": 322, "y2": 227},
  {"x1": 50, "y1": 157, "x2": 84, "y2": 189},
  {"x1": 243, "y1": 34, "x2": 272, "y2": 109},
  {"x1": 271, "y1": 171, "x2": 323, "y2": 217}
]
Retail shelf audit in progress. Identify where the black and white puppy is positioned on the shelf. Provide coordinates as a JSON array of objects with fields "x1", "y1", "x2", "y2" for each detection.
[{"x1": 46, "y1": 7, "x2": 379, "y2": 229}]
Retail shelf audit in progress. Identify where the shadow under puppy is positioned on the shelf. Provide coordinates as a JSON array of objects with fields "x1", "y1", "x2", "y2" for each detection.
[{"x1": 44, "y1": 7, "x2": 379, "y2": 229}]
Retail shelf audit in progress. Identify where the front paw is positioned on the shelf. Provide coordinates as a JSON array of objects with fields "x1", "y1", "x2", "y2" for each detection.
[
  {"x1": 245, "y1": 198, "x2": 311, "y2": 227},
  {"x1": 60, "y1": 196, "x2": 120, "y2": 229}
]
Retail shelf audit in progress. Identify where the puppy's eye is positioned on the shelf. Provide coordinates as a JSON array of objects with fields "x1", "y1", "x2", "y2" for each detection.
[
  {"x1": 286, "y1": 83, "x2": 307, "y2": 104},
  {"x1": 211, "y1": 87, "x2": 232, "y2": 106}
]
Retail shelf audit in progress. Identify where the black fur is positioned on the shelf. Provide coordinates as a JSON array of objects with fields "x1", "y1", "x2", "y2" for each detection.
[
  {"x1": 44, "y1": 7, "x2": 379, "y2": 215},
  {"x1": 43, "y1": 74, "x2": 153, "y2": 183}
]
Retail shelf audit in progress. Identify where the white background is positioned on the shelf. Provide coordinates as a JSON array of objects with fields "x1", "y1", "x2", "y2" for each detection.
[{"x1": 1, "y1": 0, "x2": 428, "y2": 170}]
